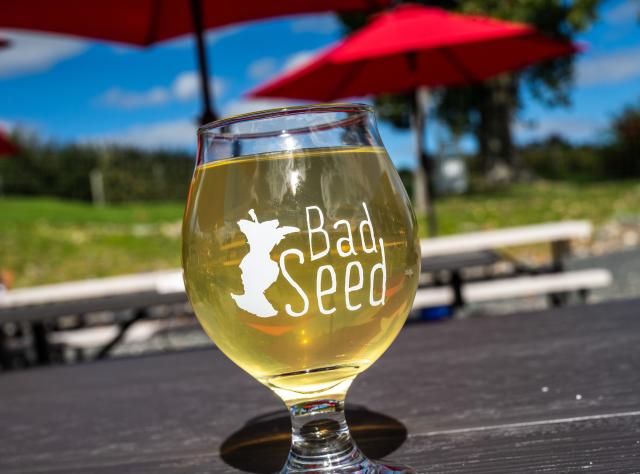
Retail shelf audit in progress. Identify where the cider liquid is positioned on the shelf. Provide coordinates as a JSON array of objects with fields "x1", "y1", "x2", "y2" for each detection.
[{"x1": 182, "y1": 147, "x2": 420, "y2": 404}]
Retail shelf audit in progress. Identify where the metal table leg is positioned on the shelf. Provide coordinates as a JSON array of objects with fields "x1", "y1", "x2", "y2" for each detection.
[{"x1": 32, "y1": 321, "x2": 52, "y2": 365}]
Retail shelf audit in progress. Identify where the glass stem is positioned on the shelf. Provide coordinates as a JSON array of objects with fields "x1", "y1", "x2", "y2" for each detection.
[{"x1": 283, "y1": 398, "x2": 372, "y2": 473}]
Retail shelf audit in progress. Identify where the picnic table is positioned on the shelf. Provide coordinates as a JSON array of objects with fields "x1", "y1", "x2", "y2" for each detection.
[
  {"x1": 0, "y1": 270, "x2": 186, "y2": 366},
  {"x1": 0, "y1": 220, "x2": 613, "y2": 368},
  {"x1": 1, "y1": 298, "x2": 638, "y2": 473},
  {"x1": 417, "y1": 221, "x2": 611, "y2": 310}
]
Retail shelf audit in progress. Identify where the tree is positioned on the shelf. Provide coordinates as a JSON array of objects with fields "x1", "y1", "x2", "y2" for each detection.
[
  {"x1": 339, "y1": 0, "x2": 601, "y2": 174},
  {"x1": 605, "y1": 99, "x2": 640, "y2": 177}
]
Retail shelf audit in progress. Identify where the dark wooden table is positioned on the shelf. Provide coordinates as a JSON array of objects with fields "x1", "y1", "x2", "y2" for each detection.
[{"x1": 1, "y1": 299, "x2": 639, "y2": 473}]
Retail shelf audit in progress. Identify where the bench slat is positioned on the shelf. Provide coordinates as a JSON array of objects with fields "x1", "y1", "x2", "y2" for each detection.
[
  {"x1": 413, "y1": 269, "x2": 612, "y2": 309},
  {"x1": 1, "y1": 267, "x2": 612, "y2": 322},
  {"x1": 0, "y1": 270, "x2": 184, "y2": 309},
  {"x1": 463, "y1": 269, "x2": 611, "y2": 303},
  {"x1": 412, "y1": 286, "x2": 454, "y2": 307},
  {"x1": 421, "y1": 221, "x2": 592, "y2": 258}
]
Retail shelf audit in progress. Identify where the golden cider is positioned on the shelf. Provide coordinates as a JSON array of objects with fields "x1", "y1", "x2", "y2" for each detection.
[{"x1": 182, "y1": 147, "x2": 419, "y2": 404}]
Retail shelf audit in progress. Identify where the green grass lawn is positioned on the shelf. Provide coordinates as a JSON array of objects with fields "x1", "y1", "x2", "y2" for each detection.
[
  {"x1": 426, "y1": 180, "x2": 640, "y2": 237},
  {"x1": 1, "y1": 198, "x2": 185, "y2": 287},
  {"x1": 2, "y1": 180, "x2": 640, "y2": 287}
]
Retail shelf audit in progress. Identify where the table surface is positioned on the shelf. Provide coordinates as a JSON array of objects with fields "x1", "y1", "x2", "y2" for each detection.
[{"x1": 1, "y1": 299, "x2": 639, "y2": 473}]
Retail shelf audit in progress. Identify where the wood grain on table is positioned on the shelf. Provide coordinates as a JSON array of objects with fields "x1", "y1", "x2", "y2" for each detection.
[{"x1": 1, "y1": 299, "x2": 639, "y2": 473}]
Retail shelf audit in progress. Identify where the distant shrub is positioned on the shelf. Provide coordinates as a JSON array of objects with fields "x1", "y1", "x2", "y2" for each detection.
[
  {"x1": 520, "y1": 99, "x2": 640, "y2": 181},
  {"x1": 519, "y1": 136, "x2": 606, "y2": 181},
  {"x1": 0, "y1": 132, "x2": 194, "y2": 203},
  {"x1": 603, "y1": 101, "x2": 640, "y2": 177}
]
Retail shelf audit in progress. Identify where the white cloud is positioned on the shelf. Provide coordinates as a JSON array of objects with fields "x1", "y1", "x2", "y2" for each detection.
[
  {"x1": 244, "y1": 50, "x2": 322, "y2": 89},
  {"x1": 235, "y1": 51, "x2": 323, "y2": 113},
  {"x1": 96, "y1": 71, "x2": 226, "y2": 109},
  {"x1": 604, "y1": 2, "x2": 640, "y2": 25},
  {"x1": 283, "y1": 49, "x2": 321, "y2": 72},
  {"x1": 162, "y1": 25, "x2": 244, "y2": 49},
  {"x1": 0, "y1": 118, "x2": 15, "y2": 132},
  {"x1": 0, "y1": 29, "x2": 87, "y2": 79},
  {"x1": 576, "y1": 46, "x2": 640, "y2": 87},
  {"x1": 172, "y1": 71, "x2": 201, "y2": 100},
  {"x1": 290, "y1": 15, "x2": 340, "y2": 34},
  {"x1": 92, "y1": 97, "x2": 312, "y2": 150},
  {"x1": 172, "y1": 71, "x2": 226, "y2": 101},
  {"x1": 87, "y1": 119, "x2": 197, "y2": 149},
  {"x1": 222, "y1": 98, "x2": 310, "y2": 117},
  {"x1": 247, "y1": 57, "x2": 278, "y2": 80},
  {"x1": 514, "y1": 117, "x2": 605, "y2": 142},
  {"x1": 97, "y1": 87, "x2": 171, "y2": 109},
  {"x1": 206, "y1": 26, "x2": 244, "y2": 46}
]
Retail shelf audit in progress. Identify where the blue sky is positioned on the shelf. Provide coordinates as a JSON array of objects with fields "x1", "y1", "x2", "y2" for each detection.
[{"x1": 0, "y1": 0, "x2": 639, "y2": 170}]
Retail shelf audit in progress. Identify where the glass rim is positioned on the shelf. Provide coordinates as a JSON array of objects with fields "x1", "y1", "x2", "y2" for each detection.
[{"x1": 198, "y1": 102, "x2": 374, "y2": 139}]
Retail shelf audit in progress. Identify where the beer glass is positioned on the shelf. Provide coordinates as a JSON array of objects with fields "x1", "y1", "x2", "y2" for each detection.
[{"x1": 183, "y1": 103, "x2": 420, "y2": 473}]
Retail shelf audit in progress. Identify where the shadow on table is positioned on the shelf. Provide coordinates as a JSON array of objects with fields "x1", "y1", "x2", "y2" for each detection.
[{"x1": 219, "y1": 405, "x2": 408, "y2": 473}]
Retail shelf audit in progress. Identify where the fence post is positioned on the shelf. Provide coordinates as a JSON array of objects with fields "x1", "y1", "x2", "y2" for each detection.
[{"x1": 90, "y1": 169, "x2": 106, "y2": 206}]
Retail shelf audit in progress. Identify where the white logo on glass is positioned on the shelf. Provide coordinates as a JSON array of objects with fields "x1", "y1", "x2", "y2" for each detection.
[
  {"x1": 231, "y1": 209, "x2": 299, "y2": 317},
  {"x1": 231, "y1": 203, "x2": 387, "y2": 319}
]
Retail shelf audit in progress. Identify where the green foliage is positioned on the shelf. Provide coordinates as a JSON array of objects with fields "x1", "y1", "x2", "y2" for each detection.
[
  {"x1": 98, "y1": 148, "x2": 194, "y2": 203},
  {"x1": 519, "y1": 99, "x2": 640, "y2": 181},
  {"x1": 0, "y1": 137, "x2": 96, "y2": 200},
  {"x1": 0, "y1": 132, "x2": 194, "y2": 203},
  {"x1": 604, "y1": 100, "x2": 640, "y2": 177},
  {"x1": 434, "y1": 0, "x2": 600, "y2": 169},
  {"x1": 455, "y1": 0, "x2": 598, "y2": 106},
  {"x1": 519, "y1": 136, "x2": 605, "y2": 181}
]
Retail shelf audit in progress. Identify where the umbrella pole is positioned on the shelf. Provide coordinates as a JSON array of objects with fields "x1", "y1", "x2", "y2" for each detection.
[
  {"x1": 412, "y1": 89, "x2": 437, "y2": 236},
  {"x1": 189, "y1": 0, "x2": 217, "y2": 125}
]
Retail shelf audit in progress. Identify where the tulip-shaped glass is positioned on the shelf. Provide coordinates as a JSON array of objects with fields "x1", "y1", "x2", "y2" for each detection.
[{"x1": 183, "y1": 104, "x2": 420, "y2": 473}]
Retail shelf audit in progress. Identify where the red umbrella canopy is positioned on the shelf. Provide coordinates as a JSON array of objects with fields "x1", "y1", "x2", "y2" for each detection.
[
  {"x1": 0, "y1": 129, "x2": 19, "y2": 158},
  {"x1": 249, "y1": 4, "x2": 580, "y2": 101},
  {"x1": 0, "y1": 0, "x2": 389, "y2": 46},
  {"x1": 0, "y1": 0, "x2": 390, "y2": 123}
]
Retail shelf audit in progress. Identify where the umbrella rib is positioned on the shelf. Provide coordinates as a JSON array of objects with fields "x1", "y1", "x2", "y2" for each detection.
[
  {"x1": 437, "y1": 47, "x2": 478, "y2": 84},
  {"x1": 146, "y1": 0, "x2": 163, "y2": 45},
  {"x1": 328, "y1": 60, "x2": 368, "y2": 101}
]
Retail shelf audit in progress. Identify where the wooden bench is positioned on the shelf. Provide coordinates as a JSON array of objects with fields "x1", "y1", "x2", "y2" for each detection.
[
  {"x1": 0, "y1": 220, "x2": 611, "y2": 365},
  {"x1": 0, "y1": 270, "x2": 186, "y2": 366},
  {"x1": 421, "y1": 220, "x2": 592, "y2": 260},
  {"x1": 413, "y1": 269, "x2": 612, "y2": 309},
  {"x1": 0, "y1": 270, "x2": 185, "y2": 318},
  {"x1": 417, "y1": 221, "x2": 611, "y2": 312}
]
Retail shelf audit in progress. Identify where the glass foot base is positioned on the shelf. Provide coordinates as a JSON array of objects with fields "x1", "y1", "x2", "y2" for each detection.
[
  {"x1": 281, "y1": 457, "x2": 414, "y2": 474},
  {"x1": 281, "y1": 427, "x2": 414, "y2": 473},
  {"x1": 283, "y1": 399, "x2": 414, "y2": 473}
]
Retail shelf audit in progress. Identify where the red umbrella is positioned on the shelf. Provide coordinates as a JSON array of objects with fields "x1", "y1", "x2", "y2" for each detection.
[
  {"x1": 249, "y1": 4, "x2": 579, "y2": 234},
  {"x1": 250, "y1": 4, "x2": 578, "y2": 100},
  {"x1": 0, "y1": 0, "x2": 389, "y2": 123},
  {"x1": 0, "y1": 129, "x2": 19, "y2": 158}
]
